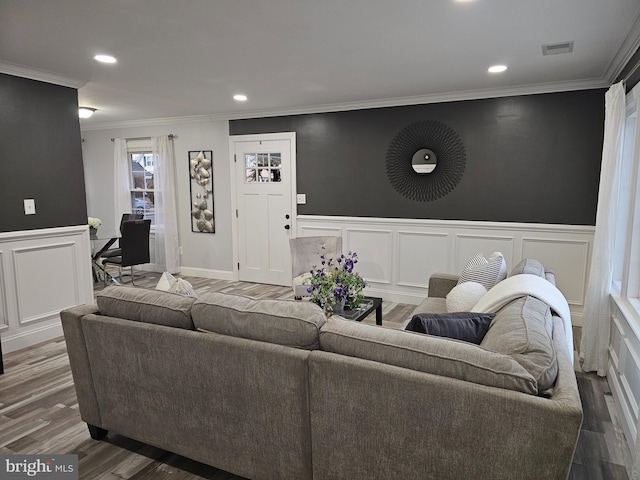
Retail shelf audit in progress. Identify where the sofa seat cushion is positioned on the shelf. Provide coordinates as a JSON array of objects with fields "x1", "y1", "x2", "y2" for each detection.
[
  {"x1": 405, "y1": 312, "x2": 495, "y2": 344},
  {"x1": 320, "y1": 319, "x2": 538, "y2": 394},
  {"x1": 96, "y1": 285, "x2": 196, "y2": 330},
  {"x1": 192, "y1": 292, "x2": 327, "y2": 349},
  {"x1": 480, "y1": 296, "x2": 558, "y2": 392},
  {"x1": 412, "y1": 297, "x2": 447, "y2": 316}
]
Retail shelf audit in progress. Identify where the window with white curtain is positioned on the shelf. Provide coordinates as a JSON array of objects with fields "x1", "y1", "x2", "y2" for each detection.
[
  {"x1": 127, "y1": 140, "x2": 155, "y2": 227},
  {"x1": 613, "y1": 87, "x2": 640, "y2": 310},
  {"x1": 129, "y1": 152, "x2": 155, "y2": 225}
]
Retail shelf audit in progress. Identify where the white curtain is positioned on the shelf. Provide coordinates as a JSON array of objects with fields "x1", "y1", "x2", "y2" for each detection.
[
  {"x1": 113, "y1": 138, "x2": 131, "y2": 232},
  {"x1": 151, "y1": 135, "x2": 180, "y2": 274},
  {"x1": 580, "y1": 82, "x2": 627, "y2": 376}
]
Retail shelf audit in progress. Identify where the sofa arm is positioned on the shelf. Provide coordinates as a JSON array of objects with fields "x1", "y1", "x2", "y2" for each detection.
[
  {"x1": 428, "y1": 273, "x2": 459, "y2": 298},
  {"x1": 61, "y1": 304, "x2": 103, "y2": 429}
]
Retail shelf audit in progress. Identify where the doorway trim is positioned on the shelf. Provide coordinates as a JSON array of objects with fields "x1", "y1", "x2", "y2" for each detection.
[{"x1": 229, "y1": 131, "x2": 297, "y2": 282}]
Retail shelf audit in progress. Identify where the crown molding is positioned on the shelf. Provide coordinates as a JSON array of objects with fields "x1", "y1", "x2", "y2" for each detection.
[
  {"x1": 0, "y1": 62, "x2": 86, "y2": 89},
  {"x1": 80, "y1": 114, "x2": 215, "y2": 132},
  {"x1": 603, "y1": 8, "x2": 640, "y2": 83},
  {"x1": 81, "y1": 78, "x2": 608, "y2": 130},
  {"x1": 211, "y1": 78, "x2": 608, "y2": 121}
]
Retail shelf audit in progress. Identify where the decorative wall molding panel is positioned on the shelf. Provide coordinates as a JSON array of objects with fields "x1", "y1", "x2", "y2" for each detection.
[
  {"x1": 0, "y1": 251, "x2": 7, "y2": 330},
  {"x1": 0, "y1": 226, "x2": 93, "y2": 354},
  {"x1": 297, "y1": 215, "x2": 594, "y2": 326}
]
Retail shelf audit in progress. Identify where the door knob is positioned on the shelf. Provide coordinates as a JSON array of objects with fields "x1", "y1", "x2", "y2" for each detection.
[{"x1": 284, "y1": 225, "x2": 290, "y2": 230}]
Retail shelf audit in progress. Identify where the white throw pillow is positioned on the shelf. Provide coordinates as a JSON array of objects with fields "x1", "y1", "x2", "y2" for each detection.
[
  {"x1": 156, "y1": 273, "x2": 198, "y2": 298},
  {"x1": 490, "y1": 251, "x2": 508, "y2": 284},
  {"x1": 169, "y1": 278, "x2": 199, "y2": 298},
  {"x1": 156, "y1": 271, "x2": 177, "y2": 291},
  {"x1": 458, "y1": 252, "x2": 506, "y2": 290},
  {"x1": 446, "y1": 282, "x2": 488, "y2": 312}
]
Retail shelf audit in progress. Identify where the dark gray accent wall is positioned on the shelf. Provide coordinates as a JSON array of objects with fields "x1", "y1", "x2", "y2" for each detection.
[
  {"x1": 0, "y1": 73, "x2": 87, "y2": 233},
  {"x1": 230, "y1": 89, "x2": 605, "y2": 225}
]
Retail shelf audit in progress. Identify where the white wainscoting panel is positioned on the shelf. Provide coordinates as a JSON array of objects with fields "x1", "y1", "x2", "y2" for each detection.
[
  {"x1": 346, "y1": 228, "x2": 393, "y2": 285},
  {"x1": 14, "y1": 242, "x2": 80, "y2": 325},
  {"x1": 397, "y1": 231, "x2": 450, "y2": 288},
  {"x1": 0, "y1": 226, "x2": 93, "y2": 354},
  {"x1": 0, "y1": 251, "x2": 7, "y2": 330},
  {"x1": 522, "y1": 238, "x2": 590, "y2": 305},
  {"x1": 296, "y1": 216, "x2": 594, "y2": 326},
  {"x1": 609, "y1": 297, "x2": 640, "y2": 456},
  {"x1": 299, "y1": 225, "x2": 342, "y2": 238},
  {"x1": 455, "y1": 234, "x2": 515, "y2": 272}
]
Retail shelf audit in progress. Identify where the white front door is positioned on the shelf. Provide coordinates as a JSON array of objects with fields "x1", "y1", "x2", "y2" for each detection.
[{"x1": 233, "y1": 134, "x2": 295, "y2": 286}]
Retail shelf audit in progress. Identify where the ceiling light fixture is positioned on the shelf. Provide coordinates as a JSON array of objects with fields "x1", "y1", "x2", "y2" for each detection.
[
  {"x1": 233, "y1": 94, "x2": 248, "y2": 102},
  {"x1": 488, "y1": 65, "x2": 508, "y2": 73},
  {"x1": 94, "y1": 54, "x2": 117, "y2": 64},
  {"x1": 78, "y1": 107, "x2": 97, "y2": 119}
]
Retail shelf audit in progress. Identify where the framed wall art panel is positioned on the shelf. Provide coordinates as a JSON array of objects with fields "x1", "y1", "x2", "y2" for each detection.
[{"x1": 188, "y1": 150, "x2": 214, "y2": 233}]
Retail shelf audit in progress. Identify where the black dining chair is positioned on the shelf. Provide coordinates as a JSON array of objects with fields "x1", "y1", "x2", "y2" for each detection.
[
  {"x1": 102, "y1": 219, "x2": 151, "y2": 285},
  {"x1": 101, "y1": 213, "x2": 144, "y2": 259}
]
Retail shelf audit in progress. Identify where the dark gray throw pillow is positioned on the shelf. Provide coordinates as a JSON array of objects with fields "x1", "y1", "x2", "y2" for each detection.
[{"x1": 405, "y1": 312, "x2": 496, "y2": 344}]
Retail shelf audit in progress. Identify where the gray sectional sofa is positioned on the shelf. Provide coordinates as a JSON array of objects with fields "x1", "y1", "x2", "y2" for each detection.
[{"x1": 61, "y1": 258, "x2": 582, "y2": 480}]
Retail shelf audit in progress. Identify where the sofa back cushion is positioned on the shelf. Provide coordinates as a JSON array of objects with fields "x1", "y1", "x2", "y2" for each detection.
[
  {"x1": 319, "y1": 319, "x2": 538, "y2": 394},
  {"x1": 96, "y1": 285, "x2": 196, "y2": 330},
  {"x1": 192, "y1": 292, "x2": 327, "y2": 349},
  {"x1": 509, "y1": 258, "x2": 545, "y2": 278},
  {"x1": 480, "y1": 296, "x2": 558, "y2": 392}
]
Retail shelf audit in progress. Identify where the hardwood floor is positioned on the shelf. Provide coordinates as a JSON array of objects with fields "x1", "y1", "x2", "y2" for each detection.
[{"x1": 0, "y1": 271, "x2": 633, "y2": 479}]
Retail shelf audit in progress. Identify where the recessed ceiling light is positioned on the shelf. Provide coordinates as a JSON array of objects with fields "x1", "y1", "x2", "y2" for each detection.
[
  {"x1": 488, "y1": 65, "x2": 508, "y2": 73},
  {"x1": 233, "y1": 94, "x2": 248, "y2": 102},
  {"x1": 94, "y1": 54, "x2": 117, "y2": 64},
  {"x1": 78, "y1": 107, "x2": 97, "y2": 118}
]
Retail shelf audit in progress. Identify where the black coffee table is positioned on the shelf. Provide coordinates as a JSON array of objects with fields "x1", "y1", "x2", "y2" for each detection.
[{"x1": 338, "y1": 296, "x2": 383, "y2": 325}]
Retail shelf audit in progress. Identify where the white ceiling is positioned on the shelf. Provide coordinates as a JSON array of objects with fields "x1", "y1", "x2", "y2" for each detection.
[{"x1": 2, "y1": 0, "x2": 640, "y2": 128}]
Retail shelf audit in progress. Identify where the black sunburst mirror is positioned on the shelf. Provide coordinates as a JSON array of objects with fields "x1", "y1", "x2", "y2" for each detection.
[{"x1": 386, "y1": 120, "x2": 466, "y2": 202}]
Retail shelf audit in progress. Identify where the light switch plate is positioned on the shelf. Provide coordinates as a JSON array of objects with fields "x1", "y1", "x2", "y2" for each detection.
[
  {"x1": 24, "y1": 198, "x2": 36, "y2": 215},
  {"x1": 296, "y1": 193, "x2": 306, "y2": 204}
]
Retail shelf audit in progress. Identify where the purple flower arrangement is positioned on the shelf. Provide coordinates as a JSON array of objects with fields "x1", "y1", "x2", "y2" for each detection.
[{"x1": 305, "y1": 249, "x2": 367, "y2": 314}]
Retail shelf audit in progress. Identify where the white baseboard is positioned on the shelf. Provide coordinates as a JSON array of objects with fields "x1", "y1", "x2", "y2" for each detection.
[
  {"x1": 2, "y1": 321, "x2": 64, "y2": 354},
  {"x1": 179, "y1": 266, "x2": 236, "y2": 281},
  {"x1": 364, "y1": 287, "x2": 424, "y2": 306}
]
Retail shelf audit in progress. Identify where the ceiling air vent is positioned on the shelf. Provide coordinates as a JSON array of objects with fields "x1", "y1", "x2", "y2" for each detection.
[{"x1": 542, "y1": 41, "x2": 574, "y2": 56}]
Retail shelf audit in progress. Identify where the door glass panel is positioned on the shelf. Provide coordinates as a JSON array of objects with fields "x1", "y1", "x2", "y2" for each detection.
[
  {"x1": 245, "y1": 154, "x2": 256, "y2": 168},
  {"x1": 245, "y1": 169, "x2": 257, "y2": 182},
  {"x1": 259, "y1": 169, "x2": 270, "y2": 182},
  {"x1": 257, "y1": 153, "x2": 269, "y2": 167},
  {"x1": 244, "y1": 152, "x2": 282, "y2": 183}
]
